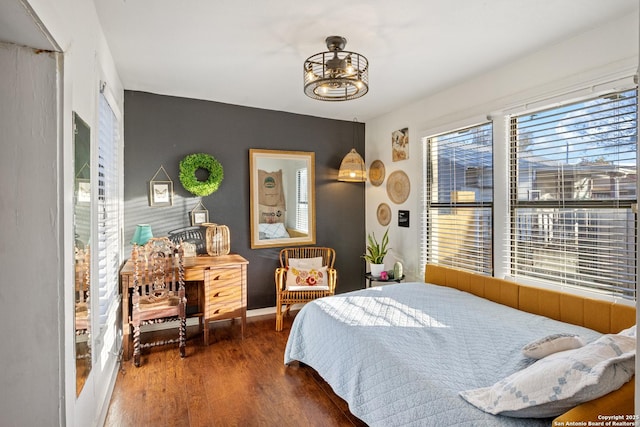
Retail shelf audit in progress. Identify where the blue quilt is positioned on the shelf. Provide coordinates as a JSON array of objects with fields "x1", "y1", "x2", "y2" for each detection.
[{"x1": 284, "y1": 282, "x2": 603, "y2": 426}]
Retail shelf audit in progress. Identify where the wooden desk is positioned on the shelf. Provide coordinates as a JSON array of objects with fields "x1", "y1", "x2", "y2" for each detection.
[{"x1": 120, "y1": 254, "x2": 248, "y2": 359}]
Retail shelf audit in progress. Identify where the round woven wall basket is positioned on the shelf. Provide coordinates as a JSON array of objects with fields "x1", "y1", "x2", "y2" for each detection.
[{"x1": 386, "y1": 170, "x2": 410, "y2": 204}]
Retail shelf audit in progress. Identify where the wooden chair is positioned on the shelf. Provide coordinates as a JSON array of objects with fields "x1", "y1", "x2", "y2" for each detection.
[
  {"x1": 275, "y1": 247, "x2": 336, "y2": 331},
  {"x1": 75, "y1": 246, "x2": 91, "y2": 359},
  {"x1": 131, "y1": 237, "x2": 187, "y2": 367}
]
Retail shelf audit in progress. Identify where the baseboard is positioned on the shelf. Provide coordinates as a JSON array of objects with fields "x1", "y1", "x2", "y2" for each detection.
[
  {"x1": 247, "y1": 306, "x2": 276, "y2": 317},
  {"x1": 247, "y1": 305, "x2": 304, "y2": 317},
  {"x1": 141, "y1": 306, "x2": 279, "y2": 332}
]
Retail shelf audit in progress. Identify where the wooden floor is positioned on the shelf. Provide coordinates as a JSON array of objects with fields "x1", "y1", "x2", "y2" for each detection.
[{"x1": 104, "y1": 314, "x2": 367, "y2": 427}]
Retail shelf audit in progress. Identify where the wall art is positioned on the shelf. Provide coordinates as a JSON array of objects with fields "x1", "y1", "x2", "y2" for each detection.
[
  {"x1": 190, "y1": 200, "x2": 209, "y2": 225},
  {"x1": 392, "y1": 127, "x2": 409, "y2": 161},
  {"x1": 149, "y1": 165, "x2": 174, "y2": 207}
]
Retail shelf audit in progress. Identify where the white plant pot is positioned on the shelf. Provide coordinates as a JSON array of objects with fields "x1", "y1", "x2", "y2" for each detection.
[{"x1": 370, "y1": 263, "x2": 385, "y2": 278}]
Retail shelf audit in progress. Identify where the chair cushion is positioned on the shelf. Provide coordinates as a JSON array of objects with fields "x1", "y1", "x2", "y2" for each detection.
[
  {"x1": 138, "y1": 292, "x2": 180, "y2": 310},
  {"x1": 75, "y1": 302, "x2": 88, "y2": 315},
  {"x1": 286, "y1": 265, "x2": 330, "y2": 291}
]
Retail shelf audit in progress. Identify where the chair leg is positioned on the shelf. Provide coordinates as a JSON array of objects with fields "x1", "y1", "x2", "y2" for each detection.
[
  {"x1": 276, "y1": 302, "x2": 283, "y2": 331},
  {"x1": 133, "y1": 324, "x2": 141, "y2": 367},
  {"x1": 179, "y1": 317, "x2": 186, "y2": 358}
]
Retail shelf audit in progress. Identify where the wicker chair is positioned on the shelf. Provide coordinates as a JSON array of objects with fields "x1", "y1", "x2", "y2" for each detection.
[
  {"x1": 275, "y1": 247, "x2": 337, "y2": 331},
  {"x1": 131, "y1": 237, "x2": 187, "y2": 366}
]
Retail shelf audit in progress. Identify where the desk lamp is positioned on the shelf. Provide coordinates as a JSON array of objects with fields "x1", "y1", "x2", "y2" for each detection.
[{"x1": 131, "y1": 224, "x2": 153, "y2": 246}]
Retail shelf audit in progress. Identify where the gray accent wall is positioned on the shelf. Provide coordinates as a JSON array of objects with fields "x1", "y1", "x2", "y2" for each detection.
[{"x1": 124, "y1": 91, "x2": 366, "y2": 309}]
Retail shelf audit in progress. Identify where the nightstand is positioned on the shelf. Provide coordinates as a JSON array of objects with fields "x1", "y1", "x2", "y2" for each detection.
[{"x1": 364, "y1": 273, "x2": 405, "y2": 288}]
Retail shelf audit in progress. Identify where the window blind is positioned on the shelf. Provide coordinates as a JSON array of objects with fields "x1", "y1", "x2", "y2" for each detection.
[
  {"x1": 96, "y1": 92, "x2": 121, "y2": 332},
  {"x1": 296, "y1": 168, "x2": 308, "y2": 232},
  {"x1": 510, "y1": 89, "x2": 637, "y2": 299},
  {"x1": 422, "y1": 122, "x2": 493, "y2": 275}
]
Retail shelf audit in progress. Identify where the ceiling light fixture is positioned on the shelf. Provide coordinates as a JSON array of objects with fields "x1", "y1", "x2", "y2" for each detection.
[
  {"x1": 338, "y1": 119, "x2": 366, "y2": 182},
  {"x1": 304, "y1": 36, "x2": 369, "y2": 101}
]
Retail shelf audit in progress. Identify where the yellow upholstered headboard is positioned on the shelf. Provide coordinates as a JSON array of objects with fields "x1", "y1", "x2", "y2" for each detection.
[
  {"x1": 423, "y1": 263, "x2": 636, "y2": 422},
  {"x1": 424, "y1": 263, "x2": 635, "y2": 333}
]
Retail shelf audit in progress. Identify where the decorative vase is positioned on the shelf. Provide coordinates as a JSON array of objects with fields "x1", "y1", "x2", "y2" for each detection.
[
  {"x1": 394, "y1": 261, "x2": 403, "y2": 279},
  {"x1": 370, "y1": 263, "x2": 385, "y2": 278}
]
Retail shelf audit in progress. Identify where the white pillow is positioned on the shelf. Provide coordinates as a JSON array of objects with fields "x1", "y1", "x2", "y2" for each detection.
[
  {"x1": 288, "y1": 257, "x2": 323, "y2": 269},
  {"x1": 258, "y1": 223, "x2": 290, "y2": 239},
  {"x1": 460, "y1": 333, "x2": 636, "y2": 418},
  {"x1": 521, "y1": 333, "x2": 585, "y2": 359},
  {"x1": 285, "y1": 265, "x2": 329, "y2": 291},
  {"x1": 619, "y1": 325, "x2": 636, "y2": 337}
]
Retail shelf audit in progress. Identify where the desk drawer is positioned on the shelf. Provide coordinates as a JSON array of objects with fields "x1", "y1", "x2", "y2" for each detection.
[
  {"x1": 205, "y1": 267, "x2": 240, "y2": 285},
  {"x1": 183, "y1": 269, "x2": 204, "y2": 281},
  {"x1": 205, "y1": 267, "x2": 243, "y2": 320}
]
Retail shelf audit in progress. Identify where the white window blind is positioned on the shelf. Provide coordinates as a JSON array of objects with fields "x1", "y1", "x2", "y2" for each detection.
[
  {"x1": 97, "y1": 92, "x2": 121, "y2": 332},
  {"x1": 510, "y1": 89, "x2": 637, "y2": 299},
  {"x1": 422, "y1": 122, "x2": 493, "y2": 275},
  {"x1": 296, "y1": 168, "x2": 308, "y2": 232}
]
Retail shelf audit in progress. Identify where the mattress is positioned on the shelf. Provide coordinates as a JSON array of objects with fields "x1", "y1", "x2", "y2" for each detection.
[{"x1": 284, "y1": 282, "x2": 603, "y2": 426}]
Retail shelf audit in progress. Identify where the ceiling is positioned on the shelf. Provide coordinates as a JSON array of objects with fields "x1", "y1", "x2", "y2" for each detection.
[
  {"x1": 3, "y1": 1, "x2": 638, "y2": 122},
  {"x1": 0, "y1": 1, "x2": 57, "y2": 51}
]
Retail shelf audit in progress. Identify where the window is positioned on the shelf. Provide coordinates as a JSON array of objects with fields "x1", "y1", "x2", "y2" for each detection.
[
  {"x1": 295, "y1": 168, "x2": 308, "y2": 232},
  {"x1": 510, "y1": 89, "x2": 637, "y2": 299},
  {"x1": 422, "y1": 122, "x2": 493, "y2": 275}
]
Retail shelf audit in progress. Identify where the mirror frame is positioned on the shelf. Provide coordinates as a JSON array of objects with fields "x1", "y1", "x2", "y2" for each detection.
[
  {"x1": 249, "y1": 149, "x2": 316, "y2": 249},
  {"x1": 73, "y1": 112, "x2": 92, "y2": 396}
]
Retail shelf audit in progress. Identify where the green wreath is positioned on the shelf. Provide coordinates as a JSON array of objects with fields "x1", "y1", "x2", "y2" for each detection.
[{"x1": 179, "y1": 153, "x2": 224, "y2": 197}]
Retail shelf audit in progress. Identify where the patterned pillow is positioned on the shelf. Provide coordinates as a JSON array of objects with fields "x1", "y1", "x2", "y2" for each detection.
[
  {"x1": 460, "y1": 333, "x2": 636, "y2": 418},
  {"x1": 286, "y1": 265, "x2": 329, "y2": 291},
  {"x1": 521, "y1": 333, "x2": 585, "y2": 359}
]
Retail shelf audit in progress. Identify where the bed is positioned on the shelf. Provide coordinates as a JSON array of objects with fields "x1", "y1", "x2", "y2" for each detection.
[{"x1": 284, "y1": 265, "x2": 636, "y2": 427}]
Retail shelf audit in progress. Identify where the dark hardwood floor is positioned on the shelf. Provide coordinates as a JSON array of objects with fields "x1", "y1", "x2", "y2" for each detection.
[{"x1": 104, "y1": 313, "x2": 367, "y2": 427}]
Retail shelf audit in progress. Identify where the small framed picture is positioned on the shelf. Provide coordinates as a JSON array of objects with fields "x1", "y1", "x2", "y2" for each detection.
[
  {"x1": 149, "y1": 181, "x2": 173, "y2": 207},
  {"x1": 77, "y1": 180, "x2": 91, "y2": 203},
  {"x1": 148, "y1": 165, "x2": 174, "y2": 207},
  {"x1": 398, "y1": 210, "x2": 410, "y2": 228},
  {"x1": 190, "y1": 201, "x2": 209, "y2": 226}
]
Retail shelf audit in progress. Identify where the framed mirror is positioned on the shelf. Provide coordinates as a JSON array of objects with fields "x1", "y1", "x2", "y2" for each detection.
[
  {"x1": 73, "y1": 112, "x2": 92, "y2": 396},
  {"x1": 249, "y1": 149, "x2": 316, "y2": 249}
]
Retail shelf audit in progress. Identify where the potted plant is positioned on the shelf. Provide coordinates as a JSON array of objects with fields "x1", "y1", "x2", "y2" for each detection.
[{"x1": 362, "y1": 228, "x2": 390, "y2": 277}]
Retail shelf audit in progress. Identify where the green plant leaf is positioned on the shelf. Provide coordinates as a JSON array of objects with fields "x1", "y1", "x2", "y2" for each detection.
[{"x1": 361, "y1": 228, "x2": 390, "y2": 264}]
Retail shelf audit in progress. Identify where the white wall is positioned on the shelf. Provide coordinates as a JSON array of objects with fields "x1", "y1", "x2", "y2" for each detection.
[
  {"x1": 0, "y1": 41, "x2": 62, "y2": 427},
  {"x1": 365, "y1": 12, "x2": 639, "y2": 282},
  {"x1": 0, "y1": 1, "x2": 124, "y2": 426}
]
